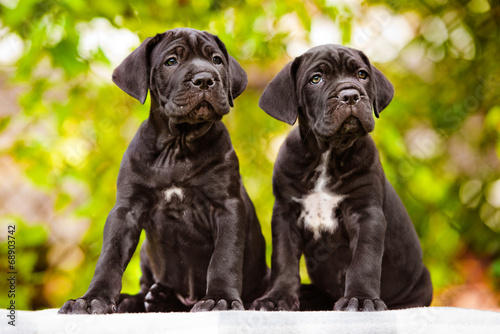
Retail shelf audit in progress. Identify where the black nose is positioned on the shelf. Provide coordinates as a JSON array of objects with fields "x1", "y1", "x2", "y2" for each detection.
[
  {"x1": 339, "y1": 89, "x2": 360, "y2": 105},
  {"x1": 191, "y1": 72, "x2": 215, "y2": 90}
]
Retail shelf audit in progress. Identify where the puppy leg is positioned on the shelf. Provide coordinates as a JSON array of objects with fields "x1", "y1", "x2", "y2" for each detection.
[
  {"x1": 117, "y1": 244, "x2": 153, "y2": 313},
  {"x1": 334, "y1": 206, "x2": 387, "y2": 312},
  {"x1": 59, "y1": 205, "x2": 143, "y2": 314},
  {"x1": 191, "y1": 199, "x2": 247, "y2": 312},
  {"x1": 251, "y1": 201, "x2": 303, "y2": 311}
]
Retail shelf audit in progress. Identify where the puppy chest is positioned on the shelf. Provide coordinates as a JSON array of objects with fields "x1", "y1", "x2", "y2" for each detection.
[
  {"x1": 296, "y1": 189, "x2": 344, "y2": 239},
  {"x1": 163, "y1": 186, "x2": 185, "y2": 203},
  {"x1": 154, "y1": 185, "x2": 214, "y2": 225},
  {"x1": 294, "y1": 150, "x2": 345, "y2": 239}
]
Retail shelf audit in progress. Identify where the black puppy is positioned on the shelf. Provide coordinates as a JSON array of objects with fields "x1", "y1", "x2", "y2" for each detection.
[
  {"x1": 251, "y1": 45, "x2": 432, "y2": 311},
  {"x1": 59, "y1": 28, "x2": 268, "y2": 314}
]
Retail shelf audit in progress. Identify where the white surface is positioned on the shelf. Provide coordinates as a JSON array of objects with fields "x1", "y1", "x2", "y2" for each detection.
[{"x1": 1, "y1": 307, "x2": 499, "y2": 334}]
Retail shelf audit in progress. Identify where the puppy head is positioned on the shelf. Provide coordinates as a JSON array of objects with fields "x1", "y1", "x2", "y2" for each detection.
[
  {"x1": 260, "y1": 44, "x2": 394, "y2": 148},
  {"x1": 112, "y1": 28, "x2": 248, "y2": 124}
]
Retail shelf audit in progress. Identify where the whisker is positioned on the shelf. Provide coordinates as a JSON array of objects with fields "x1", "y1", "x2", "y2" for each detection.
[
  {"x1": 304, "y1": 127, "x2": 312, "y2": 140},
  {"x1": 150, "y1": 106, "x2": 161, "y2": 114}
]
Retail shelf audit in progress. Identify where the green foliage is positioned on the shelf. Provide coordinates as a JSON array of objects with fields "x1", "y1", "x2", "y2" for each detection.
[{"x1": 0, "y1": 0, "x2": 499, "y2": 309}]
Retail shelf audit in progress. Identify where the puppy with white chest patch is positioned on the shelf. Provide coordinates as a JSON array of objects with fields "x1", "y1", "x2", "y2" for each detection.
[
  {"x1": 59, "y1": 28, "x2": 269, "y2": 314},
  {"x1": 251, "y1": 44, "x2": 432, "y2": 311}
]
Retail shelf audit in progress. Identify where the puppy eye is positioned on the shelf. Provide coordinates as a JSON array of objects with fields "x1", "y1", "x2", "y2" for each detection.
[
  {"x1": 310, "y1": 74, "x2": 322, "y2": 85},
  {"x1": 212, "y1": 56, "x2": 223, "y2": 65},
  {"x1": 165, "y1": 57, "x2": 178, "y2": 66},
  {"x1": 358, "y1": 70, "x2": 368, "y2": 79}
]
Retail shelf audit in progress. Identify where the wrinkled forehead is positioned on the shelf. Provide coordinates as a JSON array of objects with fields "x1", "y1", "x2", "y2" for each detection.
[
  {"x1": 297, "y1": 45, "x2": 368, "y2": 77},
  {"x1": 150, "y1": 29, "x2": 222, "y2": 66}
]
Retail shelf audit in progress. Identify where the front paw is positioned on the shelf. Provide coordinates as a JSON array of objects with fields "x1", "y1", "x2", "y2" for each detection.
[
  {"x1": 334, "y1": 297, "x2": 387, "y2": 312},
  {"x1": 58, "y1": 296, "x2": 117, "y2": 314},
  {"x1": 250, "y1": 290, "x2": 299, "y2": 311},
  {"x1": 191, "y1": 297, "x2": 244, "y2": 312}
]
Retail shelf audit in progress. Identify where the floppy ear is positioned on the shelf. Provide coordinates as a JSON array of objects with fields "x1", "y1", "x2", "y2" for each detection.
[
  {"x1": 258, "y1": 58, "x2": 301, "y2": 125},
  {"x1": 356, "y1": 50, "x2": 394, "y2": 118},
  {"x1": 212, "y1": 35, "x2": 248, "y2": 107},
  {"x1": 227, "y1": 54, "x2": 248, "y2": 105},
  {"x1": 112, "y1": 34, "x2": 163, "y2": 104},
  {"x1": 370, "y1": 65, "x2": 394, "y2": 118}
]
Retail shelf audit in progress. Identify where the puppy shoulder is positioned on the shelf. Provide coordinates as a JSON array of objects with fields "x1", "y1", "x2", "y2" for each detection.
[
  {"x1": 275, "y1": 129, "x2": 301, "y2": 163},
  {"x1": 210, "y1": 121, "x2": 233, "y2": 149},
  {"x1": 273, "y1": 128, "x2": 309, "y2": 181}
]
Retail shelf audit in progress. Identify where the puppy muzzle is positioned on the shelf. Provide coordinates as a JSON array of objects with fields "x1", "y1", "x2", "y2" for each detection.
[{"x1": 316, "y1": 86, "x2": 374, "y2": 137}]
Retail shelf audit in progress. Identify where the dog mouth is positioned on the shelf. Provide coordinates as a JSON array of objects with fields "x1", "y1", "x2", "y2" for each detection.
[
  {"x1": 339, "y1": 116, "x2": 364, "y2": 135},
  {"x1": 190, "y1": 101, "x2": 215, "y2": 117},
  {"x1": 173, "y1": 101, "x2": 223, "y2": 124},
  {"x1": 315, "y1": 116, "x2": 366, "y2": 146}
]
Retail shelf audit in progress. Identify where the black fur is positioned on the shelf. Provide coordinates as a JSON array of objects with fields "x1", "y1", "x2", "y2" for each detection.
[
  {"x1": 251, "y1": 45, "x2": 432, "y2": 312},
  {"x1": 59, "y1": 28, "x2": 269, "y2": 314}
]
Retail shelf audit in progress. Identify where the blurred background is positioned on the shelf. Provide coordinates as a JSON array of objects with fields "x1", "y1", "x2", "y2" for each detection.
[{"x1": 0, "y1": 0, "x2": 499, "y2": 311}]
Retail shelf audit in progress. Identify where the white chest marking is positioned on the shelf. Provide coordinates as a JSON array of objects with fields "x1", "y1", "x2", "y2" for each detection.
[
  {"x1": 293, "y1": 150, "x2": 345, "y2": 239},
  {"x1": 163, "y1": 186, "x2": 184, "y2": 202}
]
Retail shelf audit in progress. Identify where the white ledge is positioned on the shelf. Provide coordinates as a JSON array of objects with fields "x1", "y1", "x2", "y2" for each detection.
[{"x1": 1, "y1": 307, "x2": 500, "y2": 334}]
